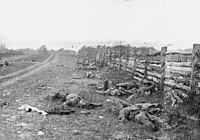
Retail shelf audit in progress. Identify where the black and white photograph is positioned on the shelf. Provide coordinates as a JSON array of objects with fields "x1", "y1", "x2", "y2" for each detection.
[{"x1": 0, "y1": 0, "x2": 200, "y2": 139}]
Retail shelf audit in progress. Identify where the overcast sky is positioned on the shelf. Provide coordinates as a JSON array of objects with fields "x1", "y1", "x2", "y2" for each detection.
[{"x1": 0, "y1": 0, "x2": 199, "y2": 50}]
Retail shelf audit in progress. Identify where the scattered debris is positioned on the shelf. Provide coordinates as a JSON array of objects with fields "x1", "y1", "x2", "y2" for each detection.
[
  {"x1": 6, "y1": 116, "x2": 17, "y2": 122},
  {"x1": 19, "y1": 104, "x2": 48, "y2": 116},
  {"x1": 37, "y1": 131, "x2": 45, "y2": 136},
  {"x1": 72, "y1": 130, "x2": 82, "y2": 135},
  {"x1": 37, "y1": 85, "x2": 52, "y2": 90},
  {"x1": 2, "y1": 91, "x2": 11, "y2": 97},
  {"x1": 16, "y1": 99, "x2": 22, "y2": 102},
  {"x1": 16, "y1": 123, "x2": 33, "y2": 127},
  {"x1": 85, "y1": 71, "x2": 95, "y2": 78},
  {"x1": 80, "y1": 110, "x2": 91, "y2": 115},
  {"x1": 0, "y1": 101, "x2": 8, "y2": 107},
  {"x1": 106, "y1": 99, "x2": 112, "y2": 102},
  {"x1": 98, "y1": 116, "x2": 104, "y2": 119},
  {"x1": 87, "y1": 83, "x2": 97, "y2": 87},
  {"x1": 72, "y1": 74, "x2": 82, "y2": 79}
]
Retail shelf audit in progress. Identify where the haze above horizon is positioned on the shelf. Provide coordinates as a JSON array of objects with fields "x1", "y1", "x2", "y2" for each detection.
[{"x1": 0, "y1": 0, "x2": 199, "y2": 51}]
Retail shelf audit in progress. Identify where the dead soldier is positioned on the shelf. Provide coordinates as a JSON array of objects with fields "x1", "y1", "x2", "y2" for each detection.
[
  {"x1": 95, "y1": 79, "x2": 139, "y2": 96},
  {"x1": 45, "y1": 93, "x2": 103, "y2": 115},
  {"x1": 138, "y1": 79, "x2": 157, "y2": 95},
  {"x1": 111, "y1": 98, "x2": 164, "y2": 131},
  {"x1": 118, "y1": 79, "x2": 157, "y2": 96},
  {"x1": 63, "y1": 93, "x2": 103, "y2": 109}
]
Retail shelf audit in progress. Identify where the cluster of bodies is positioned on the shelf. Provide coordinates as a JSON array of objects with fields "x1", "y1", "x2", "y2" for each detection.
[
  {"x1": 43, "y1": 79, "x2": 169, "y2": 131},
  {"x1": 76, "y1": 59, "x2": 98, "y2": 70},
  {"x1": 18, "y1": 78, "x2": 170, "y2": 132},
  {"x1": 95, "y1": 79, "x2": 166, "y2": 131}
]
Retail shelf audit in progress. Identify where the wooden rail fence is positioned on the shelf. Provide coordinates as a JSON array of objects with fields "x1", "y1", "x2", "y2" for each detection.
[{"x1": 92, "y1": 44, "x2": 200, "y2": 96}]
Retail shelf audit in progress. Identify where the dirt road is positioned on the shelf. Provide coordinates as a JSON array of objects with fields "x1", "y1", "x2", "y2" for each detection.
[{"x1": 0, "y1": 54, "x2": 55, "y2": 87}]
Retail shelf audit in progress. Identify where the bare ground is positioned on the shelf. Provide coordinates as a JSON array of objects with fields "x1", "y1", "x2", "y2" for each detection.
[{"x1": 0, "y1": 53, "x2": 199, "y2": 140}]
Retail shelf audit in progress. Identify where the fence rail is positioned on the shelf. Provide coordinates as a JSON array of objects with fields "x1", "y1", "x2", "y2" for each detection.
[{"x1": 88, "y1": 44, "x2": 200, "y2": 96}]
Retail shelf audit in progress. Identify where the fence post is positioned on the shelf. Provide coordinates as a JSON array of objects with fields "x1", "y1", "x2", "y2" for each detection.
[
  {"x1": 132, "y1": 50, "x2": 137, "y2": 79},
  {"x1": 160, "y1": 47, "x2": 167, "y2": 93},
  {"x1": 109, "y1": 50, "x2": 112, "y2": 67},
  {"x1": 113, "y1": 50, "x2": 117, "y2": 71},
  {"x1": 143, "y1": 48, "x2": 150, "y2": 80},
  {"x1": 125, "y1": 49, "x2": 129, "y2": 71},
  {"x1": 119, "y1": 46, "x2": 122, "y2": 71},
  {"x1": 103, "y1": 52, "x2": 106, "y2": 67},
  {"x1": 144, "y1": 56, "x2": 148, "y2": 80},
  {"x1": 191, "y1": 44, "x2": 200, "y2": 100},
  {"x1": 107, "y1": 50, "x2": 109, "y2": 66}
]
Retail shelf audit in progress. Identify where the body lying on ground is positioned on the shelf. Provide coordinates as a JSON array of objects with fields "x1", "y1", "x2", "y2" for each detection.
[
  {"x1": 110, "y1": 98, "x2": 164, "y2": 131},
  {"x1": 45, "y1": 93, "x2": 103, "y2": 115},
  {"x1": 63, "y1": 93, "x2": 103, "y2": 109},
  {"x1": 95, "y1": 79, "x2": 156, "y2": 97},
  {"x1": 116, "y1": 81, "x2": 139, "y2": 90},
  {"x1": 95, "y1": 80, "x2": 138, "y2": 96},
  {"x1": 139, "y1": 80, "x2": 157, "y2": 94}
]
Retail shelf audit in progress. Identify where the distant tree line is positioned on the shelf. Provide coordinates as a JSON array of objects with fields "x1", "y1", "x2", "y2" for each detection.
[
  {"x1": 0, "y1": 43, "x2": 24, "y2": 59},
  {"x1": 0, "y1": 43, "x2": 52, "y2": 59},
  {"x1": 77, "y1": 44, "x2": 158, "y2": 60}
]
